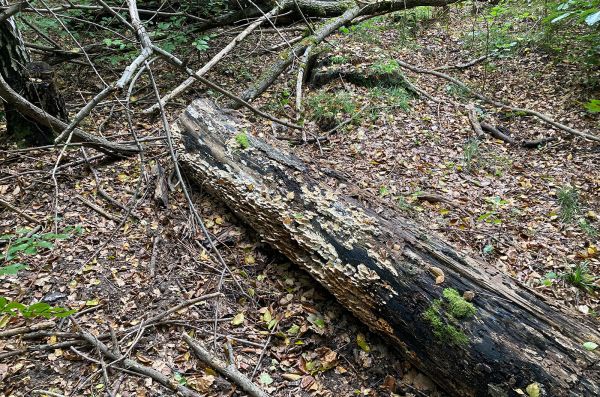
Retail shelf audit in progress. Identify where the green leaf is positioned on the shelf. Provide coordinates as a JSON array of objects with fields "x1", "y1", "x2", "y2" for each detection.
[
  {"x1": 583, "y1": 341, "x2": 598, "y2": 351},
  {"x1": 584, "y1": 99, "x2": 600, "y2": 114},
  {"x1": 36, "y1": 240, "x2": 54, "y2": 249},
  {"x1": 7, "y1": 242, "x2": 31, "y2": 257},
  {"x1": 173, "y1": 372, "x2": 187, "y2": 385},
  {"x1": 0, "y1": 263, "x2": 28, "y2": 275},
  {"x1": 551, "y1": 12, "x2": 573, "y2": 23},
  {"x1": 287, "y1": 324, "x2": 300, "y2": 335},
  {"x1": 259, "y1": 372, "x2": 273, "y2": 385}
]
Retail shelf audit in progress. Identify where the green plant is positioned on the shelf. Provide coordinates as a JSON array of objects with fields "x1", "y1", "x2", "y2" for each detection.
[
  {"x1": 330, "y1": 55, "x2": 348, "y2": 64},
  {"x1": 579, "y1": 218, "x2": 598, "y2": 237},
  {"x1": 0, "y1": 297, "x2": 75, "y2": 318},
  {"x1": 0, "y1": 228, "x2": 81, "y2": 319},
  {"x1": 368, "y1": 86, "x2": 412, "y2": 110},
  {"x1": 445, "y1": 83, "x2": 471, "y2": 99},
  {"x1": 584, "y1": 99, "x2": 600, "y2": 113},
  {"x1": 370, "y1": 59, "x2": 400, "y2": 75},
  {"x1": 477, "y1": 197, "x2": 509, "y2": 225},
  {"x1": 539, "y1": 271, "x2": 559, "y2": 287},
  {"x1": 307, "y1": 91, "x2": 357, "y2": 125},
  {"x1": 557, "y1": 185, "x2": 580, "y2": 223},
  {"x1": 462, "y1": 138, "x2": 481, "y2": 172},
  {"x1": 562, "y1": 262, "x2": 597, "y2": 293},
  {"x1": 193, "y1": 35, "x2": 212, "y2": 52}
]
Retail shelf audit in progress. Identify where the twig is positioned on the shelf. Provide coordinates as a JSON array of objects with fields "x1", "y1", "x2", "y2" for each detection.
[
  {"x1": 150, "y1": 45, "x2": 301, "y2": 130},
  {"x1": 149, "y1": 234, "x2": 160, "y2": 277},
  {"x1": 76, "y1": 195, "x2": 118, "y2": 221},
  {"x1": 77, "y1": 329, "x2": 203, "y2": 397},
  {"x1": 395, "y1": 59, "x2": 600, "y2": 142},
  {"x1": 144, "y1": 5, "x2": 283, "y2": 114},
  {"x1": 0, "y1": 320, "x2": 54, "y2": 338},
  {"x1": 434, "y1": 54, "x2": 490, "y2": 71},
  {"x1": 0, "y1": 73, "x2": 138, "y2": 156},
  {"x1": 32, "y1": 391, "x2": 65, "y2": 397},
  {"x1": 466, "y1": 104, "x2": 484, "y2": 138},
  {"x1": 295, "y1": 45, "x2": 313, "y2": 135},
  {"x1": 0, "y1": 198, "x2": 42, "y2": 224},
  {"x1": 183, "y1": 333, "x2": 270, "y2": 397}
]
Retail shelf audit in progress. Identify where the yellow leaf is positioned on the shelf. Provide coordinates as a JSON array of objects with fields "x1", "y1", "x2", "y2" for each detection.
[
  {"x1": 231, "y1": 312, "x2": 244, "y2": 326},
  {"x1": 49, "y1": 335, "x2": 58, "y2": 345},
  {"x1": 356, "y1": 333, "x2": 370, "y2": 352},
  {"x1": 85, "y1": 299, "x2": 100, "y2": 306},
  {"x1": 199, "y1": 250, "x2": 209, "y2": 261},
  {"x1": 525, "y1": 383, "x2": 540, "y2": 397},
  {"x1": 245, "y1": 255, "x2": 255, "y2": 265}
]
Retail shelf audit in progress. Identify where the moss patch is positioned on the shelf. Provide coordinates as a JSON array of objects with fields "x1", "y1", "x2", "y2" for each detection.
[
  {"x1": 235, "y1": 133, "x2": 250, "y2": 149},
  {"x1": 423, "y1": 288, "x2": 476, "y2": 346},
  {"x1": 442, "y1": 288, "x2": 476, "y2": 319}
]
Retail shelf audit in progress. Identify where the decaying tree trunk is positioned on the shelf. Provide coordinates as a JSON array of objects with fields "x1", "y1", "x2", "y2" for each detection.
[
  {"x1": 0, "y1": 1, "x2": 68, "y2": 146},
  {"x1": 173, "y1": 100, "x2": 600, "y2": 396}
]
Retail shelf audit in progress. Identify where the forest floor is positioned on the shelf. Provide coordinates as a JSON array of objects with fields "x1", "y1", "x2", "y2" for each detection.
[{"x1": 1, "y1": 4, "x2": 599, "y2": 397}]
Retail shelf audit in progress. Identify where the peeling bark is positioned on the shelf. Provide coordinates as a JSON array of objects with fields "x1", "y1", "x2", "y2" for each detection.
[{"x1": 173, "y1": 100, "x2": 599, "y2": 396}]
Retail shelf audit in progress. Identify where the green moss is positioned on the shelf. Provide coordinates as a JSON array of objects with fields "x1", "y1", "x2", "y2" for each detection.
[
  {"x1": 442, "y1": 288, "x2": 476, "y2": 319},
  {"x1": 423, "y1": 288, "x2": 477, "y2": 345},
  {"x1": 235, "y1": 133, "x2": 250, "y2": 149},
  {"x1": 423, "y1": 300, "x2": 469, "y2": 345}
]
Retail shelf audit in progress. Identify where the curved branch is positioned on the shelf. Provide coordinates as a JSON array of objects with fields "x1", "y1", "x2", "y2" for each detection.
[{"x1": 0, "y1": 73, "x2": 138, "y2": 156}]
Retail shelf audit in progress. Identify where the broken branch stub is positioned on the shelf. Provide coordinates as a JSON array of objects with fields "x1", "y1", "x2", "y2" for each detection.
[{"x1": 173, "y1": 99, "x2": 600, "y2": 397}]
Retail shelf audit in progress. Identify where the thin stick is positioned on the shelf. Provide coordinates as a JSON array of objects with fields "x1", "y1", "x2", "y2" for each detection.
[
  {"x1": 150, "y1": 45, "x2": 301, "y2": 130},
  {"x1": 395, "y1": 59, "x2": 600, "y2": 142},
  {"x1": 77, "y1": 329, "x2": 203, "y2": 397},
  {"x1": 183, "y1": 334, "x2": 270, "y2": 397},
  {"x1": 0, "y1": 320, "x2": 54, "y2": 338},
  {"x1": 144, "y1": 5, "x2": 283, "y2": 114},
  {"x1": 76, "y1": 196, "x2": 118, "y2": 221},
  {"x1": 0, "y1": 198, "x2": 42, "y2": 224}
]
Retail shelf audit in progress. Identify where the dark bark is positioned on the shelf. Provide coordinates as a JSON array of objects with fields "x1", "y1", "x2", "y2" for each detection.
[
  {"x1": 0, "y1": 2, "x2": 67, "y2": 146},
  {"x1": 173, "y1": 99, "x2": 600, "y2": 397}
]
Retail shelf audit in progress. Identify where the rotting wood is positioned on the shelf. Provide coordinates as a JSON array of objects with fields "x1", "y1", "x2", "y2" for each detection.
[{"x1": 173, "y1": 98, "x2": 600, "y2": 397}]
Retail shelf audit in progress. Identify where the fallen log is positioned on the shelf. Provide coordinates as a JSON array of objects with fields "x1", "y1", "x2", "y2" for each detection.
[{"x1": 173, "y1": 99, "x2": 600, "y2": 397}]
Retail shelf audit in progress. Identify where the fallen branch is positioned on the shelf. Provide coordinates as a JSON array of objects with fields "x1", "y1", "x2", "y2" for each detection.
[
  {"x1": 480, "y1": 122, "x2": 558, "y2": 148},
  {"x1": 0, "y1": 198, "x2": 42, "y2": 225},
  {"x1": 78, "y1": 330, "x2": 203, "y2": 397},
  {"x1": 182, "y1": 333, "x2": 270, "y2": 397},
  {"x1": 480, "y1": 121, "x2": 516, "y2": 144},
  {"x1": 150, "y1": 44, "x2": 301, "y2": 130},
  {"x1": 395, "y1": 59, "x2": 600, "y2": 142},
  {"x1": 0, "y1": 73, "x2": 138, "y2": 156},
  {"x1": 434, "y1": 54, "x2": 490, "y2": 71},
  {"x1": 0, "y1": 320, "x2": 54, "y2": 338},
  {"x1": 466, "y1": 104, "x2": 484, "y2": 137},
  {"x1": 76, "y1": 195, "x2": 118, "y2": 221},
  {"x1": 143, "y1": 5, "x2": 284, "y2": 114}
]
